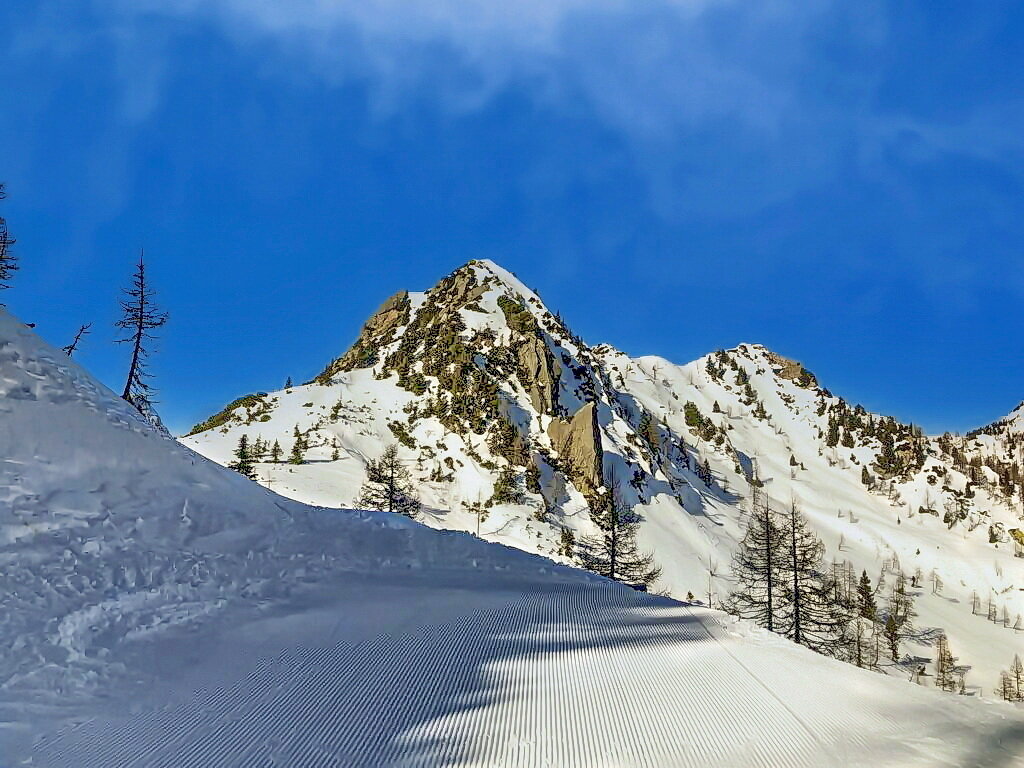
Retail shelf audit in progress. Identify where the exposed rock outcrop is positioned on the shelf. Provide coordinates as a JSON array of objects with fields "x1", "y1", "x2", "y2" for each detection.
[
  {"x1": 766, "y1": 351, "x2": 817, "y2": 389},
  {"x1": 316, "y1": 291, "x2": 411, "y2": 382},
  {"x1": 547, "y1": 402, "x2": 604, "y2": 498},
  {"x1": 517, "y1": 335, "x2": 561, "y2": 416}
]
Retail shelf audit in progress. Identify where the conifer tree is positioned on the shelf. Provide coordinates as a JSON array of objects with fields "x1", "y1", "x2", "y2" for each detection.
[
  {"x1": 357, "y1": 444, "x2": 420, "y2": 518},
  {"x1": 777, "y1": 500, "x2": 846, "y2": 655},
  {"x1": 0, "y1": 184, "x2": 16, "y2": 295},
  {"x1": 857, "y1": 570, "x2": 878, "y2": 621},
  {"x1": 525, "y1": 461, "x2": 542, "y2": 494},
  {"x1": 270, "y1": 439, "x2": 283, "y2": 463},
  {"x1": 700, "y1": 458, "x2": 713, "y2": 487},
  {"x1": 115, "y1": 252, "x2": 168, "y2": 419},
  {"x1": 289, "y1": 425, "x2": 305, "y2": 464},
  {"x1": 826, "y1": 416, "x2": 840, "y2": 447},
  {"x1": 578, "y1": 484, "x2": 661, "y2": 587},
  {"x1": 934, "y1": 633, "x2": 957, "y2": 692},
  {"x1": 229, "y1": 434, "x2": 257, "y2": 479},
  {"x1": 996, "y1": 671, "x2": 1017, "y2": 702},
  {"x1": 889, "y1": 572, "x2": 917, "y2": 631},
  {"x1": 558, "y1": 527, "x2": 575, "y2": 558},
  {"x1": 728, "y1": 489, "x2": 785, "y2": 632},
  {"x1": 1010, "y1": 654, "x2": 1024, "y2": 698},
  {"x1": 285, "y1": 376, "x2": 293, "y2": 389},
  {"x1": 846, "y1": 615, "x2": 874, "y2": 669}
]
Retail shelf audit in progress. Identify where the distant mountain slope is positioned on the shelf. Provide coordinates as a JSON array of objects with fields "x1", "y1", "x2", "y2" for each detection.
[
  {"x1": 182, "y1": 260, "x2": 1024, "y2": 691},
  {"x1": 3, "y1": 306, "x2": 1024, "y2": 767}
]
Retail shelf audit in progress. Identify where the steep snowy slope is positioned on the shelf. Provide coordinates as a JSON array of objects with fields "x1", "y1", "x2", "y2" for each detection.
[
  {"x1": 183, "y1": 259, "x2": 1024, "y2": 693},
  {"x1": 5, "y1": 306, "x2": 1024, "y2": 767}
]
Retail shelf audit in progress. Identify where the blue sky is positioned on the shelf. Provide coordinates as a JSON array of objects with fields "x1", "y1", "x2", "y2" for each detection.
[{"x1": 2, "y1": 0, "x2": 1022, "y2": 436}]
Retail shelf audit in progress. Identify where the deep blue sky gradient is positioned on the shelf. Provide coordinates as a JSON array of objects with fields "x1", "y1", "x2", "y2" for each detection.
[{"x1": 2, "y1": 1, "x2": 1022, "y2": 435}]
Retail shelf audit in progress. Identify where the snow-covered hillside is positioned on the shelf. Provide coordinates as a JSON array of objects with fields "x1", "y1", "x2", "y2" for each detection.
[
  {"x1": 184, "y1": 259, "x2": 1024, "y2": 693},
  {"x1": 5, "y1": 305, "x2": 1024, "y2": 766}
]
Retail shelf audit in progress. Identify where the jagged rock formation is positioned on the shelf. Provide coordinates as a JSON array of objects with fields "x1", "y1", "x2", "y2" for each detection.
[
  {"x1": 316, "y1": 290, "x2": 411, "y2": 381},
  {"x1": 547, "y1": 402, "x2": 603, "y2": 499}
]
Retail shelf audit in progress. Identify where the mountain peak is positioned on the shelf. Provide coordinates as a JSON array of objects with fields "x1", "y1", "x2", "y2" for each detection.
[{"x1": 314, "y1": 260, "x2": 568, "y2": 386}]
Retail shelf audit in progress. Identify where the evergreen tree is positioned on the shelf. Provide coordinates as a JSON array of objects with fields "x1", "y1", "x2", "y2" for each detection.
[
  {"x1": 229, "y1": 434, "x2": 257, "y2": 479},
  {"x1": 331, "y1": 437, "x2": 340, "y2": 461},
  {"x1": 357, "y1": 444, "x2": 420, "y2": 518},
  {"x1": 525, "y1": 461, "x2": 542, "y2": 494},
  {"x1": 270, "y1": 440, "x2": 283, "y2": 463},
  {"x1": 879, "y1": 571, "x2": 917, "y2": 662},
  {"x1": 826, "y1": 416, "x2": 840, "y2": 447},
  {"x1": 934, "y1": 633, "x2": 957, "y2": 692},
  {"x1": 777, "y1": 500, "x2": 846, "y2": 655},
  {"x1": 700, "y1": 458, "x2": 713, "y2": 487},
  {"x1": 558, "y1": 527, "x2": 575, "y2": 558},
  {"x1": 578, "y1": 485, "x2": 661, "y2": 587},
  {"x1": 1010, "y1": 654, "x2": 1024, "y2": 698},
  {"x1": 289, "y1": 425, "x2": 305, "y2": 464},
  {"x1": 889, "y1": 572, "x2": 917, "y2": 632},
  {"x1": 857, "y1": 570, "x2": 878, "y2": 621},
  {"x1": 638, "y1": 411, "x2": 660, "y2": 453},
  {"x1": 996, "y1": 671, "x2": 1017, "y2": 702},
  {"x1": 846, "y1": 615, "x2": 875, "y2": 669},
  {"x1": 0, "y1": 184, "x2": 16, "y2": 295},
  {"x1": 115, "y1": 252, "x2": 169, "y2": 419},
  {"x1": 728, "y1": 489, "x2": 785, "y2": 632},
  {"x1": 62, "y1": 323, "x2": 92, "y2": 357},
  {"x1": 285, "y1": 376, "x2": 293, "y2": 389}
]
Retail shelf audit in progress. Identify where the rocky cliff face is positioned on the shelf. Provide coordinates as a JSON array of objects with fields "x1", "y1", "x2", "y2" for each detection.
[{"x1": 547, "y1": 402, "x2": 603, "y2": 499}]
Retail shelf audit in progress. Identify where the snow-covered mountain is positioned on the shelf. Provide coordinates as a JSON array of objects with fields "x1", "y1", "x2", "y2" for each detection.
[
  {"x1": 5, "y1": 304, "x2": 1024, "y2": 766},
  {"x1": 184, "y1": 259, "x2": 1024, "y2": 692}
]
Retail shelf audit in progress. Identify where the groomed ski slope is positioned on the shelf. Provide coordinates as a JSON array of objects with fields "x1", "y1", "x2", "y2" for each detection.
[
  {"x1": 30, "y1": 577, "x2": 1024, "y2": 768},
  {"x1": 3, "y1": 309, "x2": 1024, "y2": 767}
]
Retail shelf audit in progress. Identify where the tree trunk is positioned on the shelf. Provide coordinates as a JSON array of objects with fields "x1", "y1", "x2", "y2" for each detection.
[
  {"x1": 765, "y1": 503, "x2": 774, "y2": 633},
  {"x1": 790, "y1": 506, "x2": 802, "y2": 644}
]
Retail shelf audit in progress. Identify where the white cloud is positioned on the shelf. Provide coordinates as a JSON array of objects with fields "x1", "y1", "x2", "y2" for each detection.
[
  {"x1": 94, "y1": 0, "x2": 869, "y2": 217},
  {"x1": 110, "y1": 0, "x2": 828, "y2": 136},
  {"x1": 19, "y1": 0, "x2": 1024, "y2": 222}
]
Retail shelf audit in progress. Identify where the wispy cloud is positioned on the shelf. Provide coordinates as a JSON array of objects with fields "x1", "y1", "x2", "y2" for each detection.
[
  {"x1": 11, "y1": 0, "x2": 1023, "y2": 228},
  {"x1": 113, "y1": 0, "x2": 825, "y2": 134}
]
